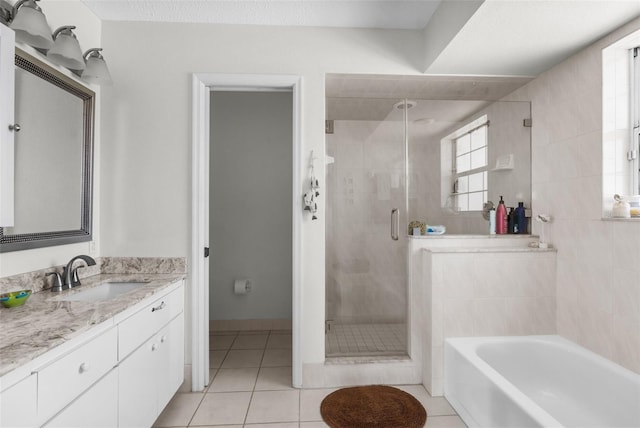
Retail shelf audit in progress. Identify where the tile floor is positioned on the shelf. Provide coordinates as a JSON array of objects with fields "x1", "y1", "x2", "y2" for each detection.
[
  {"x1": 153, "y1": 330, "x2": 467, "y2": 428},
  {"x1": 325, "y1": 323, "x2": 406, "y2": 357}
]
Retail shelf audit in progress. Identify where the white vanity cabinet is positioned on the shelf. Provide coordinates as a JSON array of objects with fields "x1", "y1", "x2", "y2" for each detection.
[
  {"x1": 0, "y1": 279, "x2": 185, "y2": 428},
  {"x1": 118, "y1": 284, "x2": 185, "y2": 428},
  {"x1": 0, "y1": 22, "x2": 15, "y2": 226},
  {"x1": 36, "y1": 327, "x2": 118, "y2": 424},
  {"x1": 119, "y1": 313, "x2": 184, "y2": 427},
  {"x1": 0, "y1": 373, "x2": 37, "y2": 428},
  {"x1": 42, "y1": 369, "x2": 118, "y2": 428},
  {"x1": 117, "y1": 286, "x2": 184, "y2": 427}
]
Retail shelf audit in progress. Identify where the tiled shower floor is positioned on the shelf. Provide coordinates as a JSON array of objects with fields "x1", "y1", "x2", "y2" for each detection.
[{"x1": 325, "y1": 322, "x2": 407, "y2": 357}]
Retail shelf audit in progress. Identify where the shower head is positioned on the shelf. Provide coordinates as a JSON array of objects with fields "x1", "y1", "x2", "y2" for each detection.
[{"x1": 393, "y1": 100, "x2": 416, "y2": 110}]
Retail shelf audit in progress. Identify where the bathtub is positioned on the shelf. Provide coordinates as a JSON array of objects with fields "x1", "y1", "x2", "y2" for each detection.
[{"x1": 444, "y1": 335, "x2": 640, "y2": 428}]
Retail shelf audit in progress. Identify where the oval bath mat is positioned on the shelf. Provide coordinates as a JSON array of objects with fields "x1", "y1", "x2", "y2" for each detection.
[{"x1": 320, "y1": 385, "x2": 427, "y2": 428}]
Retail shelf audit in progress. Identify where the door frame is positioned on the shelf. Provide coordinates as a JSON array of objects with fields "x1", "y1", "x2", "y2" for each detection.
[{"x1": 191, "y1": 73, "x2": 303, "y2": 391}]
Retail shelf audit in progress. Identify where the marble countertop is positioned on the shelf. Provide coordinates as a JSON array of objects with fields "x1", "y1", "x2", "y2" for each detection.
[{"x1": 0, "y1": 273, "x2": 185, "y2": 378}]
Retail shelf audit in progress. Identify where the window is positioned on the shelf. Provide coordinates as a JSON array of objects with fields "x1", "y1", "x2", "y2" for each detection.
[
  {"x1": 453, "y1": 121, "x2": 488, "y2": 211},
  {"x1": 602, "y1": 31, "x2": 640, "y2": 213}
]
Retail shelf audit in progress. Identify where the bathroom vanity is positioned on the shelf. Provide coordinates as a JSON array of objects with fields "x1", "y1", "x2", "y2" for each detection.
[{"x1": 0, "y1": 273, "x2": 185, "y2": 428}]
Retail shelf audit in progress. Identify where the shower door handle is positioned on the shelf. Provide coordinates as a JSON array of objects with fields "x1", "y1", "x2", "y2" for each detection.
[{"x1": 390, "y1": 208, "x2": 399, "y2": 241}]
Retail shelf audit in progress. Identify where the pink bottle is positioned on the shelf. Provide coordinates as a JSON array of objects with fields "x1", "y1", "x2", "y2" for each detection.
[{"x1": 496, "y1": 196, "x2": 508, "y2": 234}]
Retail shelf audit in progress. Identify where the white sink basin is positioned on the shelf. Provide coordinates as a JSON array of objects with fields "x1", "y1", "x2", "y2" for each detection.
[{"x1": 62, "y1": 281, "x2": 149, "y2": 302}]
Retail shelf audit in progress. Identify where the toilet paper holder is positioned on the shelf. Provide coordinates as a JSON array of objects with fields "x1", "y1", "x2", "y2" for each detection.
[{"x1": 234, "y1": 279, "x2": 252, "y2": 294}]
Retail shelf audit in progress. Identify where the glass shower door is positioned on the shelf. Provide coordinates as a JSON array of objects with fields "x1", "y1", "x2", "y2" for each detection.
[{"x1": 325, "y1": 98, "x2": 408, "y2": 358}]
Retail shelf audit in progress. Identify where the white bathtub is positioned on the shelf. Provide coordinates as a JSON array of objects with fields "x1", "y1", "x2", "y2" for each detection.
[{"x1": 444, "y1": 335, "x2": 640, "y2": 428}]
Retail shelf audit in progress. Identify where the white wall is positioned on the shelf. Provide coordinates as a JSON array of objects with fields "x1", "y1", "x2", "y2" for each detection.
[
  {"x1": 504, "y1": 17, "x2": 640, "y2": 373},
  {"x1": 100, "y1": 22, "x2": 423, "y2": 367},
  {"x1": 209, "y1": 91, "x2": 292, "y2": 321},
  {"x1": 0, "y1": 1, "x2": 101, "y2": 277}
]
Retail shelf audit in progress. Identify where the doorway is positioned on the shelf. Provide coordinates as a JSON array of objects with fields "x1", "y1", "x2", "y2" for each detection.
[
  {"x1": 209, "y1": 91, "x2": 292, "y2": 327},
  {"x1": 191, "y1": 74, "x2": 303, "y2": 391}
]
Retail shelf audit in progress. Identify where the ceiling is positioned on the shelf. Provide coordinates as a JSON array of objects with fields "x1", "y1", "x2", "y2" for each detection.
[
  {"x1": 325, "y1": 74, "x2": 532, "y2": 136},
  {"x1": 326, "y1": 74, "x2": 533, "y2": 101},
  {"x1": 80, "y1": 0, "x2": 442, "y2": 29},
  {"x1": 81, "y1": 0, "x2": 640, "y2": 77},
  {"x1": 427, "y1": 0, "x2": 640, "y2": 76},
  {"x1": 78, "y1": 0, "x2": 638, "y2": 140}
]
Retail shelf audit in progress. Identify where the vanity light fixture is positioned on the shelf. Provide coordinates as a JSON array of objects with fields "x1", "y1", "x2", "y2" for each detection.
[
  {"x1": 6, "y1": 0, "x2": 53, "y2": 50},
  {"x1": 47, "y1": 26, "x2": 85, "y2": 70},
  {"x1": 81, "y1": 48, "x2": 112, "y2": 86}
]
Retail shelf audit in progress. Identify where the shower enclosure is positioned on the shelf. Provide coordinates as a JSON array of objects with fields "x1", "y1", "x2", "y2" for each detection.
[{"x1": 325, "y1": 97, "x2": 409, "y2": 358}]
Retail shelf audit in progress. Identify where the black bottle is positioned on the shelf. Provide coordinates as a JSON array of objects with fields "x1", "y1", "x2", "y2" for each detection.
[
  {"x1": 507, "y1": 207, "x2": 515, "y2": 234},
  {"x1": 515, "y1": 202, "x2": 527, "y2": 234}
]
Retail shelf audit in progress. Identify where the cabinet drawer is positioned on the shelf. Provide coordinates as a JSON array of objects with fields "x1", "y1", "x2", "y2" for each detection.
[
  {"x1": 0, "y1": 373, "x2": 37, "y2": 428},
  {"x1": 118, "y1": 286, "x2": 183, "y2": 360},
  {"x1": 43, "y1": 369, "x2": 118, "y2": 428},
  {"x1": 37, "y1": 327, "x2": 117, "y2": 424}
]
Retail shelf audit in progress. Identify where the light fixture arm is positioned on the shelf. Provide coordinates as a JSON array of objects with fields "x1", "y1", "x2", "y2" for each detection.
[
  {"x1": 13, "y1": 0, "x2": 44, "y2": 16},
  {"x1": 83, "y1": 48, "x2": 103, "y2": 60},
  {"x1": 52, "y1": 25, "x2": 77, "y2": 40}
]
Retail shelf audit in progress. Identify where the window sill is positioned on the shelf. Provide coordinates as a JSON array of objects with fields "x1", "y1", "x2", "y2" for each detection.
[{"x1": 601, "y1": 217, "x2": 640, "y2": 222}]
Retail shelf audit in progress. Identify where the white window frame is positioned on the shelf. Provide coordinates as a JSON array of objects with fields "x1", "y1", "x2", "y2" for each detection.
[
  {"x1": 602, "y1": 29, "x2": 640, "y2": 216},
  {"x1": 451, "y1": 118, "x2": 489, "y2": 212}
]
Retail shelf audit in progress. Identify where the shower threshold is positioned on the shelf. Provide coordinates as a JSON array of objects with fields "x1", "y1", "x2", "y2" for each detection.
[{"x1": 325, "y1": 322, "x2": 406, "y2": 358}]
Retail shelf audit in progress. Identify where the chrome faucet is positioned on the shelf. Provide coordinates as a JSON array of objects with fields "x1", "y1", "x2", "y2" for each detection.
[{"x1": 62, "y1": 255, "x2": 96, "y2": 289}]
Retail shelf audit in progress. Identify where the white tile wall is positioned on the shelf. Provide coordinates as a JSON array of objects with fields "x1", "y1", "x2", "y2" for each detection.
[
  {"x1": 417, "y1": 245, "x2": 557, "y2": 396},
  {"x1": 504, "y1": 17, "x2": 640, "y2": 374}
]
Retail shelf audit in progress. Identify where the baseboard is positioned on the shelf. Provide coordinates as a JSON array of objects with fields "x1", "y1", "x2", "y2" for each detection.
[
  {"x1": 210, "y1": 319, "x2": 292, "y2": 332},
  {"x1": 179, "y1": 364, "x2": 192, "y2": 392}
]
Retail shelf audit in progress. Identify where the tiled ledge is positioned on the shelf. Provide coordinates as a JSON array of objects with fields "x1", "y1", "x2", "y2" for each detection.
[{"x1": 423, "y1": 247, "x2": 556, "y2": 253}]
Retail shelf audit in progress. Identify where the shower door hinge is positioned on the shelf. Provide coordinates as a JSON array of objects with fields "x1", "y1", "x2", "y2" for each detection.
[
  {"x1": 204, "y1": 247, "x2": 209, "y2": 258},
  {"x1": 628, "y1": 150, "x2": 638, "y2": 161},
  {"x1": 325, "y1": 120, "x2": 334, "y2": 134},
  {"x1": 325, "y1": 320, "x2": 333, "y2": 333}
]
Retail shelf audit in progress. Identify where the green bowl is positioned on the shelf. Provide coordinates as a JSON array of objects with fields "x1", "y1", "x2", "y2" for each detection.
[{"x1": 0, "y1": 290, "x2": 32, "y2": 308}]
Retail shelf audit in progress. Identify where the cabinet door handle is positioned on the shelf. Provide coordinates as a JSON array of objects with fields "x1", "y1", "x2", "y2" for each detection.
[
  {"x1": 151, "y1": 301, "x2": 166, "y2": 312},
  {"x1": 151, "y1": 343, "x2": 158, "y2": 352},
  {"x1": 79, "y1": 362, "x2": 90, "y2": 373},
  {"x1": 160, "y1": 335, "x2": 167, "y2": 344},
  {"x1": 8, "y1": 123, "x2": 21, "y2": 132}
]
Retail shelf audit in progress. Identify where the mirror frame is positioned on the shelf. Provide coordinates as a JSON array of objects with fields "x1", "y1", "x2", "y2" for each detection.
[{"x1": 0, "y1": 48, "x2": 95, "y2": 252}]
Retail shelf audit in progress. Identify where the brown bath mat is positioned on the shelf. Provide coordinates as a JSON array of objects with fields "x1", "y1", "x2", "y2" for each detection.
[{"x1": 320, "y1": 385, "x2": 427, "y2": 428}]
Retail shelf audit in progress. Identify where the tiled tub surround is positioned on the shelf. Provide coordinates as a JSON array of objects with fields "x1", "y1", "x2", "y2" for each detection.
[
  {"x1": 0, "y1": 257, "x2": 186, "y2": 378},
  {"x1": 502, "y1": 17, "x2": 640, "y2": 374},
  {"x1": 410, "y1": 237, "x2": 557, "y2": 396}
]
